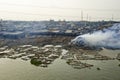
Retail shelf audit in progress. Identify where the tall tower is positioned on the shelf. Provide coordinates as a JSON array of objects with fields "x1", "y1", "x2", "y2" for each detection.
[
  {"x1": 111, "y1": 14, "x2": 114, "y2": 21},
  {"x1": 81, "y1": 11, "x2": 83, "y2": 21},
  {"x1": 86, "y1": 14, "x2": 88, "y2": 21}
]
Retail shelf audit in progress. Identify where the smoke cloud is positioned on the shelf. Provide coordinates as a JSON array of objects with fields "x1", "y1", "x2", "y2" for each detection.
[{"x1": 72, "y1": 23, "x2": 120, "y2": 49}]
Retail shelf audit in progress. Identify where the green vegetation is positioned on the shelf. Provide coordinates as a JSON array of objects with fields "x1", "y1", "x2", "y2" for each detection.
[
  {"x1": 97, "y1": 67, "x2": 101, "y2": 70},
  {"x1": 66, "y1": 61, "x2": 70, "y2": 64},
  {"x1": 118, "y1": 64, "x2": 120, "y2": 67},
  {"x1": 30, "y1": 58, "x2": 42, "y2": 66}
]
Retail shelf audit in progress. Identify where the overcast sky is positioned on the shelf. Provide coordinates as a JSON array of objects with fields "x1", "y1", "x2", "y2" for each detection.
[{"x1": 0, "y1": 0, "x2": 120, "y2": 21}]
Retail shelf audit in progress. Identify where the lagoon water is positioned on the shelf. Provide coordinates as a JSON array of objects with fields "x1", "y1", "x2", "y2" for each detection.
[{"x1": 0, "y1": 50, "x2": 120, "y2": 80}]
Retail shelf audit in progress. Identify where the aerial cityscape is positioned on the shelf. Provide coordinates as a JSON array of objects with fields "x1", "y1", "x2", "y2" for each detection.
[{"x1": 0, "y1": 0, "x2": 120, "y2": 80}]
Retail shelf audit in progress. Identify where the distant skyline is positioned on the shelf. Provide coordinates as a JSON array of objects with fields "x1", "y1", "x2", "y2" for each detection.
[{"x1": 0, "y1": 0, "x2": 120, "y2": 21}]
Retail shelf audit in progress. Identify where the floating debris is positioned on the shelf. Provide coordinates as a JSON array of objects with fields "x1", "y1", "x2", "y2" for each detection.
[
  {"x1": 116, "y1": 53, "x2": 120, "y2": 60},
  {"x1": 66, "y1": 59, "x2": 93, "y2": 69},
  {"x1": 97, "y1": 67, "x2": 101, "y2": 70},
  {"x1": 0, "y1": 44, "x2": 118, "y2": 69},
  {"x1": 94, "y1": 54, "x2": 113, "y2": 60},
  {"x1": 21, "y1": 56, "x2": 30, "y2": 61},
  {"x1": 118, "y1": 64, "x2": 120, "y2": 67}
]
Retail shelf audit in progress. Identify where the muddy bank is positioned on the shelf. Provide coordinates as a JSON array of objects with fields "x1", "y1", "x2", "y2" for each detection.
[
  {"x1": 0, "y1": 36, "x2": 74, "y2": 47},
  {"x1": 0, "y1": 44, "x2": 119, "y2": 69},
  {"x1": 0, "y1": 36, "x2": 120, "y2": 69}
]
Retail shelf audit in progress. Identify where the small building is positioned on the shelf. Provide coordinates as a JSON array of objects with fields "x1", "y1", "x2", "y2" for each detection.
[
  {"x1": 65, "y1": 30, "x2": 72, "y2": 33},
  {"x1": 2, "y1": 32, "x2": 25, "y2": 39}
]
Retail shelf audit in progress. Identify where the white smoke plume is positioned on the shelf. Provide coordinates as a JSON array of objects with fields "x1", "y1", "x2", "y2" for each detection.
[{"x1": 72, "y1": 23, "x2": 120, "y2": 49}]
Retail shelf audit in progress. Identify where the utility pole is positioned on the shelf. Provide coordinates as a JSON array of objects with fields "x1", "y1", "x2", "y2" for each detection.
[
  {"x1": 86, "y1": 14, "x2": 88, "y2": 21},
  {"x1": 85, "y1": 14, "x2": 88, "y2": 26},
  {"x1": 111, "y1": 14, "x2": 114, "y2": 21},
  {"x1": 81, "y1": 10, "x2": 83, "y2": 21},
  {"x1": 89, "y1": 16, "x2": 91, "y2": 22}
]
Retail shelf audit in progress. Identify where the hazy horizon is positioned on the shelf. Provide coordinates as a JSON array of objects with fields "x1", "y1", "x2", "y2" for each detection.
[{"x1": 0, "y1": 0, "x2": 120, "y2": 21}]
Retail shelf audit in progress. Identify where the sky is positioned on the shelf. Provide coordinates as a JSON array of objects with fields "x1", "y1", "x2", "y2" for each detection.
[{"x1": 0, "y1": 0, "x2": 120, "y2": 21}]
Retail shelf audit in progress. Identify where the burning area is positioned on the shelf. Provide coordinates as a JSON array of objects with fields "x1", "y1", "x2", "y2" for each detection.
[{"x1": 72, "y1": 23, "x2": 120, "y2": 50}]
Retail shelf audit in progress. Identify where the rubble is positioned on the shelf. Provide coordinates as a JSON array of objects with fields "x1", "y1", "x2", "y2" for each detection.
[
  {"x1": 66, "y1": 59, "x2": 93, "y2": 69},
  {"x1": 116, "y1": 53, "x2": 120, "y2": 60},
  {"x1": 62, "y1": 48, "x2": 114, "y2": 61},
  {"x1": 0, "y1": 48, "x2": 15, "y2": 58},
  {"x1": 21, "y1": 56, "x2": 30, "y2": 61},
  {"x1": 0, "y1": 45, "x2": 63, "y2": 67},
  {"x1": 94, "y1": 54, "x2": 114, "y2": 60},
  {"x1": 0, "y1": 44, "x2": 118, "y2": 69},
  {"x1": 8, "y1": 52, "x2": 26, "y2": 59}
]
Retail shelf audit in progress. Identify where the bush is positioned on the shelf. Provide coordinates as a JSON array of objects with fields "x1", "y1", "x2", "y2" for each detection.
[{"x1": 30, "y1": 58, "x2": 42, "y2": 66}]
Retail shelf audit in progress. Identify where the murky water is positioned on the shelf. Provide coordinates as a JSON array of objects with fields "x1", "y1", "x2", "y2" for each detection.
[{"x1": 0, "y1": 49, "x2": 120, "y2": 80}]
